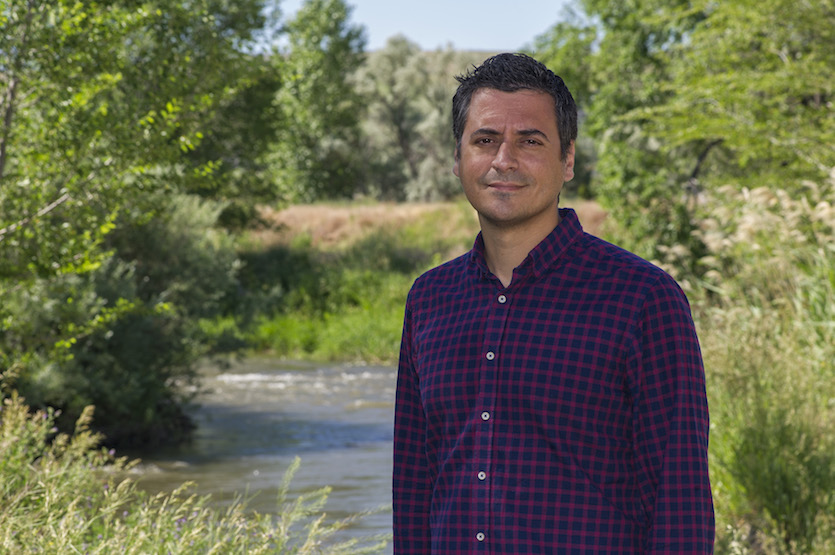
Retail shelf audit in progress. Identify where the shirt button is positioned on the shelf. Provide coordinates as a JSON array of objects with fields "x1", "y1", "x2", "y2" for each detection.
[
  {"x1": 485, "y1": 351, "x2": 495, "y2": 361},
  {"x1": 481, "y1": 411, "x2": 490, "y2": 421},
  {"x1": 476, "y1": 532, "x2": 485, "y2": 542},
  {"x1": 498, "y1": 294, "x2": 507, "y2": 304},
  {"x1": 477, "y1": 471, "x2": 487, "y2": 480}
]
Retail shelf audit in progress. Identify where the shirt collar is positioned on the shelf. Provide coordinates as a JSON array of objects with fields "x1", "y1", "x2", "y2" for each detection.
[{"x1": 468, "y1": 208, "x2": 584, "y2": 283}]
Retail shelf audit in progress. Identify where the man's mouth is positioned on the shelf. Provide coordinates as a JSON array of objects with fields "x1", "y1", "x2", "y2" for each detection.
[{"x1": 487, "y1": 181, "x2": 525, "y2": 191}]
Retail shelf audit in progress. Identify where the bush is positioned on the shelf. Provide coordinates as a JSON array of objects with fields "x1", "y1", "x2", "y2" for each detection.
[
  {"x1": 8, "y1": 194, "x2": 243, "y2": 447},
  {"x1": 0, "y1": 392, "x2": 390, "y2": 553}
]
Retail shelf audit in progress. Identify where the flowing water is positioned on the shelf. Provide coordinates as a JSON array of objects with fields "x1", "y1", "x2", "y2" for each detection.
[{"x1": 130, "y1": 358, "x2": 395, "y2": 551}]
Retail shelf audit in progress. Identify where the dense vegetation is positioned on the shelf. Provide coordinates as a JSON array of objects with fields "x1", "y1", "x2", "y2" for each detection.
[{"x1": 1, "y1": 0, "x2": 834, "y2": 552}]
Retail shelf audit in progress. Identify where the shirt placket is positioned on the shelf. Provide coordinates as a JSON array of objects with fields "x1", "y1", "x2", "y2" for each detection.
[{"x1": 474, "y1": 288, "x2": 510, "y2": 550}]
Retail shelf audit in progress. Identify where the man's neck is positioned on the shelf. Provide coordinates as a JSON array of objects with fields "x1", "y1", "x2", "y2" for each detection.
[{"x1": 479, "y1": 211, "x2": 561, "y2": 288}]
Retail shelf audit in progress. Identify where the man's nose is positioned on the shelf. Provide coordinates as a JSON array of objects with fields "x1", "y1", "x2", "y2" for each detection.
[{"x1": 492, "y1": 141, "x2": 518, "y2": 172}]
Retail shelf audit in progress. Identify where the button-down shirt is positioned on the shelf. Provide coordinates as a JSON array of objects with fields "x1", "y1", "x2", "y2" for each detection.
[{"x1": 393, "y1": 208, "x2": 714, "y2": 553}]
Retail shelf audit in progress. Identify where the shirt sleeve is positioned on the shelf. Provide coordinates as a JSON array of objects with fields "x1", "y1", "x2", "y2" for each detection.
[
  {"x1": 393, "y1": 299, "x2": 433, "y2": 552},
  {"x1": 630, "y1": 275, "x2": 715, "y2": 553}
]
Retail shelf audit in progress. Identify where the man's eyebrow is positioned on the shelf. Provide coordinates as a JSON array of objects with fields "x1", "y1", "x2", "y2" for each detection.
[
  {"x1": 518, "y1": 128, "x2": 551, "y2": 141},
  {"x1": 470, "y1": 128, "x2": 502, "y2": 137},
  {"x1": 469, "y1": 128, "x2": 551, "y2": 141}
]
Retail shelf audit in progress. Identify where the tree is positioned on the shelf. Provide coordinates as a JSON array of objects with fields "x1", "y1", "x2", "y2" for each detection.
[
  {"x1": 579, "y1": 0, "x2": 707, "y2": 261},
  {"x1": 1, "y1": 0, "x2": 271, "y2": 445},
  {"x1": 184, "y1": 53, "x2": 286, "y2": 227},
  {"x1": 270, "y1": 0, "x2": 366, "y2": 201},
  {"x1": 352, "y1": 35, "x2": 425, "y2": 199},
  {"x1": 637, "y1": 0, "x2": 835, "y2": 191},
  {"x1": 532, "y1": 0, "x2": 835, "y2": 264},
  {"x1": 1, "y1": 0, "x2": 269, "y2": 276},
  {"x1": 353, "y1": 37, "x2": 477, "y2": 200}
]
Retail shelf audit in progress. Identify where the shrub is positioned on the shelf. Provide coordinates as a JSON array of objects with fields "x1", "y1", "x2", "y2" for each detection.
[{"x1": 8, "y1": 194, "x2": 243, "y2": 447}]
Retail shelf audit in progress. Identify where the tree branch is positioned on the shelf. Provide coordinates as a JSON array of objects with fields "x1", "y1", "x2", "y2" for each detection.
[
  {"x1": 686, "y1": 138, "x2": 724, "y2": 197},
  {"x1": 0, "y1": 192, "x2": 71, "y2": 240}
]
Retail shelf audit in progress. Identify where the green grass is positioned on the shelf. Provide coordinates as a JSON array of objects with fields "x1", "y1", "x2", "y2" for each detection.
[
  {"x1": 699, "y1": 300, "x2": 835, "y2": 554},
  {"x1": 249, "y1": 271, "x2": 410, "y2": 363}
]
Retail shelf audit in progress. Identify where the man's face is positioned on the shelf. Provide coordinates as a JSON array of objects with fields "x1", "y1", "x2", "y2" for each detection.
[{"x1": 453, "y1": 88, "x2": 575, "y2": 235}]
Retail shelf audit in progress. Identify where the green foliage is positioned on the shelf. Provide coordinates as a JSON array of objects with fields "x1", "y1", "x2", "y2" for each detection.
[
  {"x1": 584, "y1": 0, "x2": 708, "y2": 261},
  {"x1": 640, "y1": 0, "x2": 835, "y2": 190},
  {"x1": 249, "y1": 271, "x2": 410, "y2": 363},
  {"x1": 353, "y1": 36, "x2": 427, "y2": 199},
  {"x1": 185, "y1": 53, "x2": 285, "y2": 225},
  {"x1": 6, "y1": 195, "x2": 241, "y2": 447},
  {"x1": 1, "y1": 0, "x2": 270, "y2": 445},
  {"x1": 270, "y1": 0, "x2": 367, "y2": 201},
  {"x1": 0, "y1": 0, "x2": 267, "y2": 275},
  {"x1": 0, "y1": 393, "x2": 390, "y2": 553},
  {"x1": 533, "y1": 0, "x2": 835, "y2": 266},
  {"x1": 1, "y1": 2, "x2": 143, "y2": 280}
]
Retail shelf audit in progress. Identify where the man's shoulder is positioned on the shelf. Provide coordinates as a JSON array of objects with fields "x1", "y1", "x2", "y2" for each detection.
[
  {"x1": 573, "y1": 232, "x2": 678, "y2": 290},
  {"x1": 413, "y1": 251, "x2": 471, "y2": 287},
  {"x1": 406, "y1": 251, "x2": 472, "y2": 303}
]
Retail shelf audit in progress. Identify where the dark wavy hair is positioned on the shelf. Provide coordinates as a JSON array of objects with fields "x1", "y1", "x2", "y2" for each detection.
[{"x1": 452, "y1": 53, "x2": 577, "y2": 161}]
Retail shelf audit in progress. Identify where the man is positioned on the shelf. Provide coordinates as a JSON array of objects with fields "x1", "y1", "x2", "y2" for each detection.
[{"x1": 393, "y1": 53, "x2": 714, "y2": 553}]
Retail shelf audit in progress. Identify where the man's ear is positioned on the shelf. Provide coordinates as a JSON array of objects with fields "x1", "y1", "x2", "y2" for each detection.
[
  {"x1": 452, "y1": 146, "x2": 460, "y2": 177},
  {"x1": 563, "y1": 141, "x2": 576, "y2": 182}
]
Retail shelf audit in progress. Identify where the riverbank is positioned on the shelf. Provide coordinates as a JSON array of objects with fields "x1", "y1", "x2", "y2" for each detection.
[
  {"x1": 228, "y1": 197, "x2": 608, "y2": 364},
  {"x1": 132, "y1": 358, "x2": 396, "y2": 549}
]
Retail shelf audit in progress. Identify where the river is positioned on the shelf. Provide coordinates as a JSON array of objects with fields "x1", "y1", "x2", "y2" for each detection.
[{"x1": 130, "y1": 358, "x2": 395, "y2": 552}]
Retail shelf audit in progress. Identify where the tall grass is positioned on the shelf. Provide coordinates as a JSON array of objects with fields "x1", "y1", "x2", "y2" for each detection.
[
  {"x1": 654, "y1": 178, "x2": 835, "y2": 554},
  {"x1": 0, "y1": 392, "x2": 389, "y2": 554},
  {"x1": 700, "y1": 298, "x2": 835, "y2": 554}
]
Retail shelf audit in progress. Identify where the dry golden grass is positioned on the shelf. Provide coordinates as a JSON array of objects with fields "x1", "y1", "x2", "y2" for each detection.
[{"x1": 257, "y1": 199, "x2": 607, "y2": 249}]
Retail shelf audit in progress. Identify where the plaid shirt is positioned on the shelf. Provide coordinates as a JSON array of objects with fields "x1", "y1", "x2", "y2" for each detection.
[{"x1": 394, "y1": 208, "x2": 714, "y2": 553}]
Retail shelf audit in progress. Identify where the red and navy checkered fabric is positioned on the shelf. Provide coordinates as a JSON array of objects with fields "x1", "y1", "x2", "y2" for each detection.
[{"x1": 394, "y1": 208, "x2": 714, "y2": 553}]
